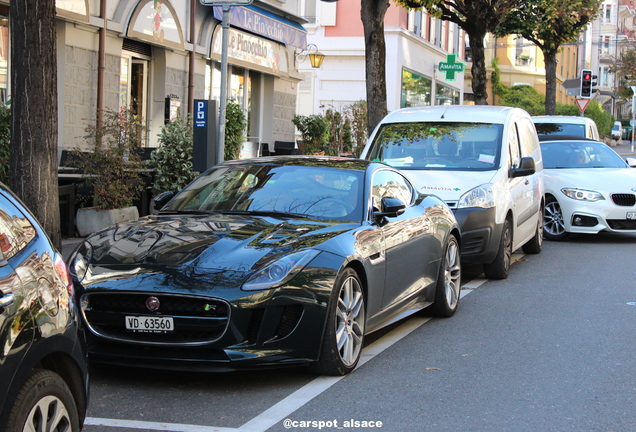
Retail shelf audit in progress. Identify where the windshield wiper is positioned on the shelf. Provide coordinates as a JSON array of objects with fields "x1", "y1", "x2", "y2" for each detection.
[{"x1": 217, "y1": 210, "x2": 309, "y2": 218}]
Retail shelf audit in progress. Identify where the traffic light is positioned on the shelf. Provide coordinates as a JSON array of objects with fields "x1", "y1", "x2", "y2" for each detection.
[{"x1": 580, "y1": 69, "x2": 593, "y2": 98}]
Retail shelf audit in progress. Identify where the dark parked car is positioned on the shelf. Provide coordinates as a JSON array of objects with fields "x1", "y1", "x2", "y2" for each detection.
[
  {"x1": 69, "y1": 156, "x2": 461, "y2": 376},
  {"x1": 0, "y1": 184, "x2": 89, "y2": 432}
]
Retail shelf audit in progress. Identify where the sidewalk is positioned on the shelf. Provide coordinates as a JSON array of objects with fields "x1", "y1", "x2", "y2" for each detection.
[
  {"x1": 611, "y1": 139, "x2": 636, "y2": 157},
  {"x1": 61, "y1": 237, "x2": 84, "y2": 261}
]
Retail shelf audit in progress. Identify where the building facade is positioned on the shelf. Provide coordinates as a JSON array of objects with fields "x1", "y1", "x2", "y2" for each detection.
[
  {"x1": 1, "y1": 0, "x2": 309, "y2": 157},
  {"x1": 296, "y1": 0, "x2": 466, "y2": 119}
]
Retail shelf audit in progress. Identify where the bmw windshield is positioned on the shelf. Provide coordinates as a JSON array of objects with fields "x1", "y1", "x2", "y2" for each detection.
[{"x1": 366, "y1": 122, "x2": 503, "y2": 171}]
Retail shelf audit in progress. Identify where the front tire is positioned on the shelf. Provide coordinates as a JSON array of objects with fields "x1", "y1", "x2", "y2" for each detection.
[
  {"x1": 544, "y1": 196, "x2": 568, "y2": 241},
  {"x1": 428, "y1": 235, "x2": 461, "y2": 317},
  {"x1": 6, "y1": 369, "x2": 80, "y2": 432},
  {"x1": 311, "y1": 268, "x2": 365, "y2": 376},
  {"x1": 483, "y1": 218, "x2": 512, "y2": 280}
]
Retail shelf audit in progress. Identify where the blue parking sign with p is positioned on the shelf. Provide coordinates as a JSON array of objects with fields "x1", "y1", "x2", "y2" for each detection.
[{"x1": 195, "y1": 100, "x2": 207, "y2": 127}]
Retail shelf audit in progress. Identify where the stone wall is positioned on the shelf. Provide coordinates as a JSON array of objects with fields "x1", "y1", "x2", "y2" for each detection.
[
  {"x1": 272, "y1": 91, "x2": 297, "y2": 142},
  {"x1": 63, "y1": 47, "x2": 120, "y2": 151}
]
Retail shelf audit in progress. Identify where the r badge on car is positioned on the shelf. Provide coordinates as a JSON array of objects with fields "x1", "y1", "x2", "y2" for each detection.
[{"x1": 146, "y1": 296, "x2": 160, "y2": 312}]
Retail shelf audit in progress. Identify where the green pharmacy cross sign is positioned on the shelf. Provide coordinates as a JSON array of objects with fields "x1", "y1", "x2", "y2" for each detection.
[{"x1": 438, "y1": 54, "x2": 465, "y2": 81}]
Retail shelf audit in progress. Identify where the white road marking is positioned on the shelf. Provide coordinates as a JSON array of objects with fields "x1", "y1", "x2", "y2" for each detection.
[{"x1": 84, "y1": 265, "x2": 497, "y2": 432}]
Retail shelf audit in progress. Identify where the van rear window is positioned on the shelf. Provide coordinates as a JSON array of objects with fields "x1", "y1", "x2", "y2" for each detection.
[
  {"x1": 534, "y1": 122, "x2": 585, "y2": 137},
  {"x1": 365, "y1": 122, "x2": 503, "y2": 171}
]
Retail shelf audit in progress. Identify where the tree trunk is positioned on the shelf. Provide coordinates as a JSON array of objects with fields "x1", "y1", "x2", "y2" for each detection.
[
  {"x1": 543, "y1": 49, "x2": 558, "y2": 116},
  {"x1": 361, "y1": 0, "x2": 390, "y2": 136},
  {"x1": 468, "y1": 31, "x2": 489, "y2": 105},
  {"x1": 9, "y1": 0, "x2": 61, "y2": 249}
]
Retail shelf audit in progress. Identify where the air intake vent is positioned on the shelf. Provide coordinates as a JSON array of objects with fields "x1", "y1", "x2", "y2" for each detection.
[{"x1": 610, "y1": 194, "x2": 636, "y2": 207}]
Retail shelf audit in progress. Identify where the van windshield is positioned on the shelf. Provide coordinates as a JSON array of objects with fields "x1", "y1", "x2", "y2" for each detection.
[{"x1": 366, "y1": 122, "x2": 503, "y2": 171}]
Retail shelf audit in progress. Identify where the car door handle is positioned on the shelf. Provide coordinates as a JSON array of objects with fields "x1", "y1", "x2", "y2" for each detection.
[{"x1": 0, "y1": 293, "x2": 14, "y2": 308}]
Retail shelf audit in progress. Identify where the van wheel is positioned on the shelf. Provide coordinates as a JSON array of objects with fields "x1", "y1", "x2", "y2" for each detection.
[
  {"x1": 543, "y1": 196, "x2": 568, "y2": 241},
  {"x1": 483, "y1": 218, "x2": 511, "y2": 280},
  {"x1": 522, "y1": 206, "x2": 543, "y2": 254}
]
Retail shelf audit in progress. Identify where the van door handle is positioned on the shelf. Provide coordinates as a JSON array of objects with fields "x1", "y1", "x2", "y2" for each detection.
[
  {"x1": 0, "y1": 293, "x2": 14, "y2": 308},
  {"x1": 524, "y1": 179, "x2": 530, "y2": 185}
]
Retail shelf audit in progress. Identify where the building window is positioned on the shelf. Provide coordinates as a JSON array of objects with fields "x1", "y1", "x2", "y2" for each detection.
[
  {"x1": 603, "y1": 3, "x2": 613, "y2": 23},
  {"x1": 0, "y1": 16, "x2": 8, "y2": 103},
  {"x1": 401, "y1": 69, "x2": 431, "y2": 108},
  {"x1": 435, "y1": 84, "x2": 459, "y2": 106},
  {"x1": 600, "y1": 35, "x2": 612, "y2": 55}
]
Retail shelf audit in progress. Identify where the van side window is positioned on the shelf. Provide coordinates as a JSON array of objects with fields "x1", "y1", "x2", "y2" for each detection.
[
  {"x1": 516, "y1": 118, "x2": 538, "y2": 157},
  {"x1": 508, "y1": 123, "x2": 522, "y2": 168}
]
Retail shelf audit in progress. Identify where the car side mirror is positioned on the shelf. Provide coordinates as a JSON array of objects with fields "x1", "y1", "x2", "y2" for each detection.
[
  {"x1": 510, "y1": 156, "x2": 535, "y2": 178},
  {"x1": 373, "y1": 197, "x2": 406, "y2": 220},
  {"x1": 153, "y1": 191, "x2": 175, "y2": 211},
  {"x1": 626, "y1": 157, "x2": 636, "y2": 168}
]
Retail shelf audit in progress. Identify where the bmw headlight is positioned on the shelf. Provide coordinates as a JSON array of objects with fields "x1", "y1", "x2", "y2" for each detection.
[
  {"x1": 561, "y1": 188, "x2": 604, "y2": 202},
  {"x1": 457, "y1": 183, "x2": 495, "y2": 209},
  {"x1": 69, "y1": 241, "x2": 93, "y2": 282},
  {"x1": 243, "y1": 249, "x2": 321, "y2": 291}
]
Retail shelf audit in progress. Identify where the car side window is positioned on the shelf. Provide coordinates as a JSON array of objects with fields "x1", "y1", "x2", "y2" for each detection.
[
  {"x1": 371, "y1": 169, "x2": 413, "y2": 210},
  {"x1": 0, "y1": 194, "x2": 37, "y2": 260},
  {"x1": 508, "y1": 123, "x2": 522, "y2": 168},
  {"x1": 516, "y1": 118, "x2": 537, "y2": 157}
]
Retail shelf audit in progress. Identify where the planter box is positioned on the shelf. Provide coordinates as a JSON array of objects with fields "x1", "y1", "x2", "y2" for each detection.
[{"x1": 76, "y1": 206, "x2": 139, "y2": 237}]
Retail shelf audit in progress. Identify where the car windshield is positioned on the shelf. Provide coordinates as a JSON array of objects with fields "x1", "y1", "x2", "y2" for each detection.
[
  {"x1": 541, "y1": 141, "x2": 627, "y2": 169},
  {"x1": 534, "y1": 122, "x2": 585, "y2": 137},
  {"x1": 163, "y1": 163, "x2": 365, "y2": 221},
  {"x1": 366, "y1": 122, "x2": 503, "y2": 171}
]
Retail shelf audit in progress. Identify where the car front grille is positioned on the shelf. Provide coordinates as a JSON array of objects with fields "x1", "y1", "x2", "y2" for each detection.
[
  {"x1": 607, "y1": 219, "x2": 636, "y2": 230},
  {"x1": 610, "y1": 194, "x2": 636, "y2": 207},
  {"x1": 81, "y1": 292, "x2": 230, "y2": 345}
]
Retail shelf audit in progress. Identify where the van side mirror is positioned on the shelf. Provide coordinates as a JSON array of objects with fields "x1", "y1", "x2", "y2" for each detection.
[
  {"x1": 153, "y1": 191, "x2": 175, "y2": 211},
  {"x1": 373, "y1": 197, "x2": 406, "y2": 220},
  {"x1": 510, "y1": 156, "x2": 535, "y2": 178}
]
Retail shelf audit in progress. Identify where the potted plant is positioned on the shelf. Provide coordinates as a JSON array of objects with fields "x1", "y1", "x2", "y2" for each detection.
[
  {"x1": 224, "y1": 100, "x2": 247, "y2": 161},
  {"x1": 73, "y1": 107, "x2": 145, "y2": 237}
]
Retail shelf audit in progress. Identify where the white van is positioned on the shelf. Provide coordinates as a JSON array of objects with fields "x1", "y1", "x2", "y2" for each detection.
[
  {"x1": 361, "y1": 105, "x2": 544, "y2": 279},
  {"x1": 532, "y1": 115, "x2": 600, "y2": 140}
]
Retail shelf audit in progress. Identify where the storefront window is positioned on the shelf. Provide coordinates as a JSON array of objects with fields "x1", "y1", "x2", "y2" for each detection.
[
  {"x1": 0, "y1": 17, "x2": 9, "y2": 103},
  {"x1": 401, "y1": 69, "x2": 431, "y2": 107},
  {"x1": 435, "y1": 84, "x2": 460, "y2": 106}
]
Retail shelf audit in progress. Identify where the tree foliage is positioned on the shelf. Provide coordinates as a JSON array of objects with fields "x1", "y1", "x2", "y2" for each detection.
[
  {"x1": 495, "y1": 0, "x2": 602, "y2": 115},
  {"x1": 0, "y1": 102, "x2": 10, "y2": 185},
  {"x1": 611, "y1": 49, "x2": 636, "y2": 99},
  {"x1": 395, "y1": 0, "x2": 520, "y2": 105}
]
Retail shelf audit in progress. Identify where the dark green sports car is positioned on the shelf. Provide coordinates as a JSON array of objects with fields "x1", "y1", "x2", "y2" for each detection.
[{"x1": 69, "y1": 156, "x2": 461, "y2": 376}]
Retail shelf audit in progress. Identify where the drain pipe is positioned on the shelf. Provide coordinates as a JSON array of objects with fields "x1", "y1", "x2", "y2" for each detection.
[
  {"x1": 97, "y1": 0, "x2": 106, "y2": 132},
  {"x1": 188, "y1": 0, "x2": 196, "y2": 115}
]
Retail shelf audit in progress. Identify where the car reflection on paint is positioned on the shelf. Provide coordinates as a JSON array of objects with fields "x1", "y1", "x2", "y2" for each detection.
[{"x1": 69, "y1": 156, "x2": 461, "y2": 376}]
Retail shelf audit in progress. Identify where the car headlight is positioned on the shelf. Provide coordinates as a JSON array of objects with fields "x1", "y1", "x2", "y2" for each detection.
[
  {"x1": 242, "y1": 249, "x2": 320, "y2": 291},
  {"x1": 561, "y1": 188, "x2": 604, "y2": 202},
  {"x1": 69, "y1": 241, "x2": 93, "y2": 282},
  {"x1": 457, "y1": 183, "x2": 495, "y2": 209}
]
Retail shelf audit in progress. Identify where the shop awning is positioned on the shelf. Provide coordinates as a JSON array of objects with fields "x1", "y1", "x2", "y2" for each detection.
[{"x1": 213, "y1": 4, "x2": 307, "y2": 49}]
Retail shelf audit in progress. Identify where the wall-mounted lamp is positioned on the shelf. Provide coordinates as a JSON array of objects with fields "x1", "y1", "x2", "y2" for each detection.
[{"x1": 296, "y1": 43, "x2": 325, "y2": 68}]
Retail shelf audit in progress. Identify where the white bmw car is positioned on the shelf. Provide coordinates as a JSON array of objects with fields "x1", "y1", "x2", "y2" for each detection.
[{"x1": 540, "y1": 136, "x2": 636, "y2": 240}]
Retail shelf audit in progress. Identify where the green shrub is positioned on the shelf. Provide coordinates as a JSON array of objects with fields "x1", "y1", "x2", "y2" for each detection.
[
  {"x1": 224, "y1": 100, "x2": 247, "y2": 161},
  {"x1": 292, "y1": 114, "x2": 329, "y2": 154},
  {"x1": 151, "y1": 115, "x2": 198, "y2": 194}
]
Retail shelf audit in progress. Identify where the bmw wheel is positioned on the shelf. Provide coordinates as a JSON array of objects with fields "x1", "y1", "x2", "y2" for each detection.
[
  {"x1": 428, "y1": 234, "x2": 461, "y2": 317},
  {"x1": 544, "y1": 196, "x2": 568, "y2": 241},
  {"x1": 6, "y1": 369, "x2": 80, "y2": 432},
  {"x1": 484, "y1": 218, "x2": 512, "y2": 280},
  {"x1": 312, "y1": 268, "x2": 365, "y2": 376}
]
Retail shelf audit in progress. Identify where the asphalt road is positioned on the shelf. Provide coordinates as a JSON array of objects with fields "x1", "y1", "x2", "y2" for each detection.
[{"x1": 78, "y1": 231, "x2": 636, "y2": 432}]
